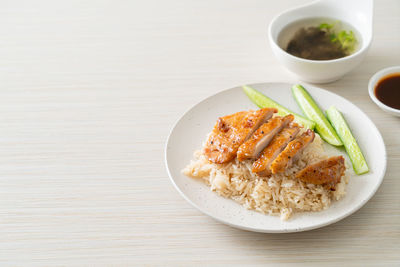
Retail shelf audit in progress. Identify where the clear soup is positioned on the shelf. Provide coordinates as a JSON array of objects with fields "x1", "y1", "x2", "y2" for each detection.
[{"x1": 278, "y1": 18, "x2": 362, "y2": 61}]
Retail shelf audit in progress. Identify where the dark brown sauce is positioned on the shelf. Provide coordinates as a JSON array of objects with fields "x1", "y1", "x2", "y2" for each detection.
[
  {"x1": 286, "y1": 27, "x2": 347, "y2": 60},
  {"x1": 374, "y1": 73, "x2": 400, "y2": 110}
]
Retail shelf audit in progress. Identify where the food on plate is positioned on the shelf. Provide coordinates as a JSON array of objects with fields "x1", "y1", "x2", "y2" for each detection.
[
  {"x1": 326, "y1": 106, "x2": 369, "y2": 174},
  {"x1": 284, "y1": 19, "x2": 358, "y2": 60},
  {"x1": 243, "y1": 85, "x2": 316, "y2": 129},
  {"x1": 237, "y1": 114, "x2": 294, "y2": 161},
  {"x1": 292, "y1": 84, "x2": 342, "y2": 146},
  {"x1": 296, "y1": 156, "x2": 345, "y2": 189},
  {"x1": 252, "y1": 123, "x2": 300, "y2": 177},
  {"x1": 270, "y1": 129, "x2": 315, "y2": 174},
  {"x1": 183, "y1": 108, "x2": 348, "y2": 220},
  {"x1": 292, "y1": 85, "x2": 367, "y2": 174},
  {"x1": 204, "y1": 108, "x2": 277, "y2": 164}
]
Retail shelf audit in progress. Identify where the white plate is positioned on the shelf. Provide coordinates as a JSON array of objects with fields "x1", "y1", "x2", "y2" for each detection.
[{"x1": 165, "y1": 83, "x2": 386, "y2": 233}]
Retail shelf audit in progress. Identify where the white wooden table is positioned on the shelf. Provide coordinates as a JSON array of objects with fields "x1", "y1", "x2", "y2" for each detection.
[{"x1": 0, "y1": 0, "x2": 399, "y2": 266}]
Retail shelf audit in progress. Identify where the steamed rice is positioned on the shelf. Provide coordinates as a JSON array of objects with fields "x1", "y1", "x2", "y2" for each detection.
[{"x1": 182, "y1": 133, "x2": 348, "y2": 220}]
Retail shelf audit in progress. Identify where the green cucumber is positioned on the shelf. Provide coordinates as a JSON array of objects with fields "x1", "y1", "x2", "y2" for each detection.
[
  {"x1": 242, "y1": 85, "x2": 315, "y2": 129},
  {"x1": 326, "y1": 106, "x2": 369, "y2": 174},
  {"x1": 291, "y1": 84, "x2": 342, "y2": 146}
]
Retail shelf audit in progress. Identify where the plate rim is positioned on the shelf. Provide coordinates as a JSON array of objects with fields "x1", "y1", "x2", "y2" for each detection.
[{"x1": 165, "y1": 82, "x2": 387, "y2": 233}]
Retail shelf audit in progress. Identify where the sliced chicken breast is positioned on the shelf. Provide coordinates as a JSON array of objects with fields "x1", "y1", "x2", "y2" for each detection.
[
  {"x1": 237, "y1": 114, "x2": 294, "y2": 161},
  {"x1": 295, "y1": 156, "x2": 345, "y2": 188},
  {"x1": 203, "y1": 108, "x2": 277, "y2": 163},
  {"x1": 252, "y1": 123, "x2": 300, "y2": 176},
  {"x1": 269, "y1": 129, "x2": 315, "y2": 174}
]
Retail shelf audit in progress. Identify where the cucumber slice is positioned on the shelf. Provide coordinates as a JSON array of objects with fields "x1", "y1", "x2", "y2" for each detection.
[
  {"x1": 326, "y1": 106, "x2": 369, "y2": 174},
  {"x1": 242, "y1": 85, "x2": 316, "y2": 129},
  {"x1": 291, "y1": 84, "x2": 342, "y2": 146}
]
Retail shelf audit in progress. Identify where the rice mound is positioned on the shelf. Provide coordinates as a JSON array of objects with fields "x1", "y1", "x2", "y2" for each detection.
[{"x1": 182, "y1": 133, "x2": 348, "y2": 220}]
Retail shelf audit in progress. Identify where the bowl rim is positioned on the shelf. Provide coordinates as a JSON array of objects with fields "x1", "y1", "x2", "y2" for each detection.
[
  {"x1": 368, "y1": 66, "x2": 400, "y2": 114},
  {"x1": 267, "y1": 4, "x2": 372, "y2": 64}
]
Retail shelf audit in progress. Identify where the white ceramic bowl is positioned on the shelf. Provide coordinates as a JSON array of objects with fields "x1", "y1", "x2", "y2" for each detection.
[
  {"x1": 268, "y1": 0, "x2": 373, "y2": 83},
  {"x1": 368, "y1": 66, "x2": 400, "y2": 117}
]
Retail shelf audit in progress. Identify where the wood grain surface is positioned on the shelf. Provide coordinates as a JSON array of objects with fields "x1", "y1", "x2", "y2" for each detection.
[{"x1": 0, "y1": 0, "x2": 399, "y2": 266}]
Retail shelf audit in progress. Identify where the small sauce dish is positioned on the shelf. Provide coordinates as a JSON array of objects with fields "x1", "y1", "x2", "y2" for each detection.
[{"x1": 368, "y1": 66, "x2": 400, "y2": 117}]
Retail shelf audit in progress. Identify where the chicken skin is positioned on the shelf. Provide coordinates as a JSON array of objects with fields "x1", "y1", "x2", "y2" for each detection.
[
  {"x1": 252, "y1": 123, "x2": 300, "y2": 176},
  {"x1": 237, "y1": 114, "x2": 294, "y2": 161},
  {"x1": 270, "y1": 129, "x2": 315, "y2": 174},
  {"x1": 203, "y1": 108, "x2": 277, "y2": 163},
  {"x1": 295, "y1": 156, "x2": 345, "y2": 187}
]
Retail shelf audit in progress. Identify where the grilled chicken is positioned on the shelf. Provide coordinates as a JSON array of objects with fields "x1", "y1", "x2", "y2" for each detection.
[
  {"x1": 269, "y1": 129, "x2": 315, "y2": 174},
  {"x1": 237, "y1": 115, "x2": 294, "y2": 161},
  {"x1": 252, "y1": 123, "x2": 300, "y2": 176},
  {"x1": 203, "y1": 108, "x2": 277, "y2": 163},
  {"x1": 295, "y1": 156, "x2": 345, "y2": 188}
]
